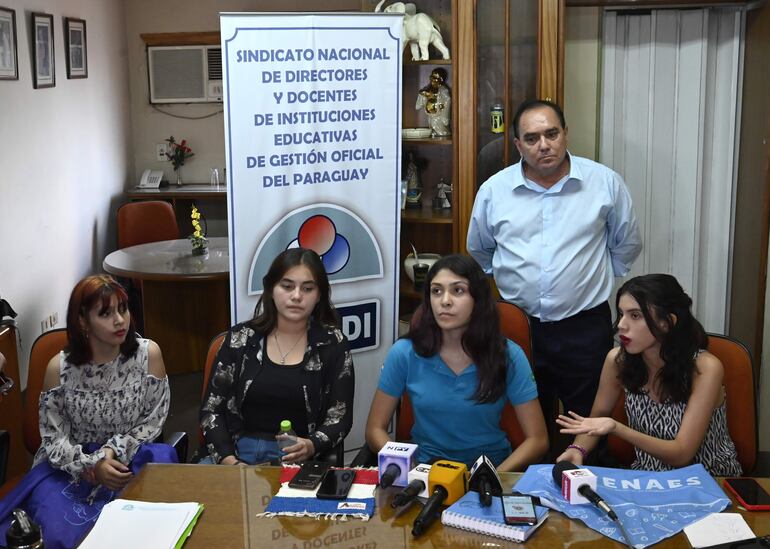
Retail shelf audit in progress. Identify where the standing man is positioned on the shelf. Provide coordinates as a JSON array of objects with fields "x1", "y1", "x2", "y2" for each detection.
[{"x1": 467, "y1": 99, "x2": 641, "y2": 441}]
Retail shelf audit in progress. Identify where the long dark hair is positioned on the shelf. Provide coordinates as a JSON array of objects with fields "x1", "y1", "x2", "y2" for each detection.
[
  {"x1": 65, "y1": 275, "x2": 139, "y2": 365},
  {"x1": 408, "y1": 254, "x2": 508, "y2": 403},
  {"x1": 251, "y1": 248, "x2": 339, "y2": 333},
  {"x1": 615, "y1": 274, "x2": 707, "y2": 403}
]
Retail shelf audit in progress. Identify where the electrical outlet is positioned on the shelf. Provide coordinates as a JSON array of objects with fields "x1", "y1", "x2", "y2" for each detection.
[
  {"x1": 41, "y1": 317, "x2": 49, "y2": 333},
  {"x1": 50, "y1": 312, "x2": 58, "y2": 327},
  {"x1": 156, "y1": 143, "x2": 168, "y2": 161}
]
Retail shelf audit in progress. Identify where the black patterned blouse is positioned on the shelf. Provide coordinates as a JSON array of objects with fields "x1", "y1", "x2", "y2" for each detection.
[
  {"x1": 200, "y1": 320, "x2": 354, "y2": 464},
  {"x1": 626, "y1": 388, "x2": 742, "y2": 476},
  {"x1": 33, "y1": 338, "x2": 170, "y2": 478}
]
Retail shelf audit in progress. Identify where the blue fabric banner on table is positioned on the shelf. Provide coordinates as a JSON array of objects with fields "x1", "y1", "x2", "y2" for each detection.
[{"x1": 513, "y1": 463, "x2": 730, "y2": 548}]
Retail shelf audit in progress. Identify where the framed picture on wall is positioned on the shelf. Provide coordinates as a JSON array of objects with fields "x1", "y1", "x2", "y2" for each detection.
[
  {"x1": 0, "y1": 6, "x2": 18, "y2": 80},
  {"x1": 64, "y1": 17, "x2": 87, "y2": 79},
  {"x1": 31, "y1": 12, "x2": 54, "y2": 88}
]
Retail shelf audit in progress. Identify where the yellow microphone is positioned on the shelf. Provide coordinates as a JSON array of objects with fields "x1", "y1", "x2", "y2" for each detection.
[{"x1": 412, "y1": 460, "x2": 468, "y2": 536}]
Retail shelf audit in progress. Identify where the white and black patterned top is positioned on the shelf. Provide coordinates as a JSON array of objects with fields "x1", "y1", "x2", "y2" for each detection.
[
  {"x1": 32, "y1": 338, "x2": 170, "y2": 479},
  {"x1": 625, "y1": 388, "x2": 742, "y2": 476}
]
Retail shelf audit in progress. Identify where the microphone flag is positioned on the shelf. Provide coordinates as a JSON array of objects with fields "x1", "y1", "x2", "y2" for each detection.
[{"x1": 512, "y1": 463, "x2": 730, "y2": 549}]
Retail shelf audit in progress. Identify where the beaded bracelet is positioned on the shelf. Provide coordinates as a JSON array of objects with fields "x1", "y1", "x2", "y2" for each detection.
[{"x1": 566, "y1": 444, "x2": 588, "y2": 458}]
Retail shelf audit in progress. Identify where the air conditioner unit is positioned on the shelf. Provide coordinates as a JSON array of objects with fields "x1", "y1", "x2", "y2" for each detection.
[{"x1": 147, "y1": 45, "x2": 222, "y2": 104}]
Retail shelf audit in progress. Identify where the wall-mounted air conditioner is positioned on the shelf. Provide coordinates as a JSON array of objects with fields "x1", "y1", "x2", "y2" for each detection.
[{"x1": 147, "y1": 45, "x2": 222, "y2": 104}]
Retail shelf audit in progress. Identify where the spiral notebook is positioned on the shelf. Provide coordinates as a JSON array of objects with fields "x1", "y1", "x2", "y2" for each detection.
[{"x1": 441, "y1": 492, "x2": 549, "y2": 542}]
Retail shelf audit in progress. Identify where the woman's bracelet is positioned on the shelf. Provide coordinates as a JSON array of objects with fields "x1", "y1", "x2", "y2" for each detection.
[{"x1": 566, "y1": 444, "x2": 588, "y2": 459}]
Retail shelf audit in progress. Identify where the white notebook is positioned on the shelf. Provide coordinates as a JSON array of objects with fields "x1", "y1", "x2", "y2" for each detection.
[{"x1": 442, "y1": 492, "x2": 549, "y2": 542}]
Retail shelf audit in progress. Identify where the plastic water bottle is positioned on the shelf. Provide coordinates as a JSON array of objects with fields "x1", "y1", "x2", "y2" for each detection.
[{"x1": 276, "y1": 419, "x2": 297, "y2": 457}]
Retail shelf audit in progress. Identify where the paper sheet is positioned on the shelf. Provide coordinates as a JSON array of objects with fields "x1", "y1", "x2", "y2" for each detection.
[
  {"x1": 78, "y1": 499, "x2": 203, "y2": 549},
  {"x1": 683, "y1": 512, "x2": 755, "y2": 548}
]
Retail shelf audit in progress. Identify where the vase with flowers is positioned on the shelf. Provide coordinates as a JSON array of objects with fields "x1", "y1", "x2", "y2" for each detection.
[
  {"x1": 165, "y1": 135, "x2": 194, "y2": 186},
  {"x1": 189, "y1": 204, "x2": 208, "y2": 255}
]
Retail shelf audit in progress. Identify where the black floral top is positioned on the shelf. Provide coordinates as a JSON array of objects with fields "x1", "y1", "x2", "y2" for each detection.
[{"x1": 200, "y1": 320, "x2": 354, "y2": 464}]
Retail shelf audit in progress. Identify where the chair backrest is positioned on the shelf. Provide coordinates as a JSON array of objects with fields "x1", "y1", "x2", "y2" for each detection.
[
  {"x1": 608, "y1": 333, "x2": 757, "y2": 473},
  {"x1": 199, "y1": 332, "x2": 227, "y2": 447},
  {"x1": 201, "y1": 332, "x2": 227, "y2": 399},
  {"x1": 23, "y1": 329, "x2": 68, "y2": 454},
  {"x1": 396, "y1": 301, "x2": 532, "y2": 448},
  {"x1": 117, "y1": 200, "x2": 180, "y2": 249}
]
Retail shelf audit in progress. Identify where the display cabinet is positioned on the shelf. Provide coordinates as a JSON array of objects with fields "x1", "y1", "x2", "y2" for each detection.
[{"x1": 361, "y1": 0, "x2": 563, "y2": 315}]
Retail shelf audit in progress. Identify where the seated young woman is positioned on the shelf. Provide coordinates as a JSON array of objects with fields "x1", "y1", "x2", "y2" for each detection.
[
  {"x1": 365, "y1": 254, "x2": 548, "y2": 471},
  {"x1": 556, "y1": 273, "x2": 742, "y2": 476},
  {"x1": 0, "y1": 275, "x2": 174, "y2": 549},
  {"x1": 200, "y1": 248, "x2": 354, "y2": 465}
]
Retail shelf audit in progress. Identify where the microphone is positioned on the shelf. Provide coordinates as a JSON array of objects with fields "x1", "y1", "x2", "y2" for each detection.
[
  {"x1": 468, "y1": 455, "x2": 503, "y2": 507},
  {"x1": 377, "y1": 441, "x2": 418, "y2": 489},
  {"x1": 552, "y1": 461, "x2": 617, "y2": 520},
  {"x1": 412, "y1": 460, "x2": 467, "y2": 537},
  {"x1": 392, "y1": 463, "x2": 431, "y2": 508}
]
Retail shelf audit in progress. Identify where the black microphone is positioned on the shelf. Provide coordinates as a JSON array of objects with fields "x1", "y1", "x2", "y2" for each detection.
[
  {"x1": 468, "y1": 455, "x2": 503, "y2": 507},
  {"x1": 380, "y1": 463, "x2": 401, "y2": 489},
  {"x1": 552, "y1": 461, "x2": 618, "y2": 520},
  {"x1": 392, "y1": 478, "x2": 426, "y2": 508},
  {"x1": 412, "y1": 485, "x2": 448, "y2": 535},
  {"x1": 411, "y1": 460, "x2": 467, "y2": 537}
]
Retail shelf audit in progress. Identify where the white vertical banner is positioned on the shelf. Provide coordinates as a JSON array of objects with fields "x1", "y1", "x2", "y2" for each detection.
[{"x1": 220, "y1": 13, "x2": 402, "y2": 456}]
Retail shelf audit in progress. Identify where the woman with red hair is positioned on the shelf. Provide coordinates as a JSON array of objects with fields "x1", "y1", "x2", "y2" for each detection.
[{"x1": 0, "y1": 275, "x2": 175, "y2": 549}]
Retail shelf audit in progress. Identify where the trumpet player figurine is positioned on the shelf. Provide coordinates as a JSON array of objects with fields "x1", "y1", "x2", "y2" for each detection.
[{"x1": 416, "y1": 68, "x2": 451, "y2": 138}]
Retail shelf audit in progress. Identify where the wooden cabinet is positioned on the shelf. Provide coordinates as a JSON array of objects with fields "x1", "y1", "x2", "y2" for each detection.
[{"x1": 366, "y1": 0, "x2": 563, "y2": 315}]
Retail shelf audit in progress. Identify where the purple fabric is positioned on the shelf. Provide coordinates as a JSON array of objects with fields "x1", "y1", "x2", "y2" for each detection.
[{"x1": 0, "y1": 443, "x2": 177, "y2": 549}]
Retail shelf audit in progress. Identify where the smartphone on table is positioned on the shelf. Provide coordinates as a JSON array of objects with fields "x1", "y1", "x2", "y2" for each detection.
[
  {"x1": 316, "y1": 469, "x2": 355, "y2": 500},
  {"x1": 288, "y1": 461, "x2": 331, "y2": 490},
  {"x1": 723, "y1": 478, "x2": 770, "y2": 511},
  {"x1": 501, "y1": 493, "x2": 538, "y2": 525}
]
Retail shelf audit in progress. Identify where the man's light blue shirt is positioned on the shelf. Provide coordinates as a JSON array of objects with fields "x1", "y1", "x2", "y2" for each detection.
[{"x1": 467, "y1": 153, "x2": 641, "y2": 322}]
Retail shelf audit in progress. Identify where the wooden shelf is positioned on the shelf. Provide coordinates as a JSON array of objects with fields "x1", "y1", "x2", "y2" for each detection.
[
  {"x1": 401, "y1": 208, "x2": 453, "y2": 224},
  {"x1": 404, "y1": 59, "x2": 452, "y2": 66},
  {"x1": 399, "y1": 278, "x2": 423, "y2": 300},
  {"x1": 402, "y1": 137, "x2": 452, "y2": 145}
]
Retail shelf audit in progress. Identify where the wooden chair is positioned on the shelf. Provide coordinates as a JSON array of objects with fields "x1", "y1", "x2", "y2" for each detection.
[
  {"x1": 607, "y1": 333, "x2": 757, "y2": 473},
  {"x1": 117, "y1": 200, "x2": 180, "y2": 249},
  {"x1": 0, "y1": 325, "x2": 25, "y2": 484},
  {"x1": 199, "y1": 331, "x2": 344, "y2": 466}
]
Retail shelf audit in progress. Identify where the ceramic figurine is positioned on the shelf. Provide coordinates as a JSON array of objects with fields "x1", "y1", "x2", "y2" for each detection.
[{"x1": 374, "y1": 1, "x2": 450, "y2": 61}]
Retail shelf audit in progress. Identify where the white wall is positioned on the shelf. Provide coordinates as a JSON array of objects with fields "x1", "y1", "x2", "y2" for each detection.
[
  {"x1": 0, "y1": 0, "x2": 131, "y2": 385},
  {"x1": 123, "y1": 0, "x2": 361, "y2": 236},
  {"x1": 124, "y1": 0, "x2": 362, "y2": 185}
]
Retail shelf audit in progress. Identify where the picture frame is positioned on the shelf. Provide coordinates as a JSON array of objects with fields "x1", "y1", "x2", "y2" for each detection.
[
  {"x1": 64, "y1": 17, "x2": 87, "y2": 79},
  {"x1": 0, "y1": 6, "x2": 18, "y2": 80},
  {"x1": 31, "y1": 12, "x2": 54, "y2": 88}
]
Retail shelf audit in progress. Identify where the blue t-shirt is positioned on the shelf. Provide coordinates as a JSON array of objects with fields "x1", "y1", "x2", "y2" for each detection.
[{"x1": 378, "y1": 338, "x2": 538, "y2": 467}]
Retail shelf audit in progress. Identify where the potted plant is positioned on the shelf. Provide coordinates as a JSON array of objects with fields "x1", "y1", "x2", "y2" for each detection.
[{"x1": 189, "y1": 204, "x2": 208, "y2": 255}]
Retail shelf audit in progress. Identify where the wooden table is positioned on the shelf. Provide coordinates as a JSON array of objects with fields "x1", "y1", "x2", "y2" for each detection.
[
  {"x1": 121, "y1": 464, "x2": 770, "y2": 548},
  {"x1": 126, "y1": 184, "x2": 226, "y2": 204},
  {"x1": 103, "y1": 238, "x2": 230, "y2": 375}
]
